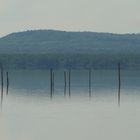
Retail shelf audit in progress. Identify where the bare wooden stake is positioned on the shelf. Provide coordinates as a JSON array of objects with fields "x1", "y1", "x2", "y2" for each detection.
[
  {"x1": 50, "y1": 68, "x2": 53, "y2": 99},
  {"x1": 64, "y1": 71, "x2": 67, "y2": 97},
  {"x1": 0, "y1": 65, "x2": 4, "y2": 107},
  {"x1": 118, "y1": 63, "x2": 121, "y2": 106},
  {"x1": 89, "y1": 69, "x2": 92, "y2": 98},
  {"x1": 68, "y1": 69, "x2": 71, "y2": 97},
  {"x1": 6, "y1": 72, "x2": 9, "y2": 96},
  {"x1": 52, "y1": 71, "x2": 54, "y2": 93}
]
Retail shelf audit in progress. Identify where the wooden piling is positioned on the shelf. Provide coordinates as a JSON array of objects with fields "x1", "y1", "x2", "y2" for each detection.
[
  {"x1": 68, "y1": 69, "x2": 71, "y2": 97},
  {"x1": 6, "y1": 72, "x2": 9, "y2": 96},
  {"x1": 0, "y1": 65, "x2": 3, "y2": 106},
  {"x1": 89, "y1": 69, "x2": 92, "y2": 98},
  {"x1": 50, "y1": 68, "x2": 53, "y2": 99},
  {"x1": 118, "y1": 63, "x2": 121, "y2": 106},
  {"x1": 52, "y1": 71, "x2": 54, "y2": 93},
  {"x1": 64, "y1": 71, "x2": 67, "y2": 97}
]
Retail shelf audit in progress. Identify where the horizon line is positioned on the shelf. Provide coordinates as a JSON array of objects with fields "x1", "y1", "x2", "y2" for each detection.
[{"x1": 1, "y1": 28, "x2": 140, "y2": 38}]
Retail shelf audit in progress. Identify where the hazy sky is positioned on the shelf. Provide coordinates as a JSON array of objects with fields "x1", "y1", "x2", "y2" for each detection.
[{"x1": 0, "y1": 0, "x2": 140, "y2": 36}]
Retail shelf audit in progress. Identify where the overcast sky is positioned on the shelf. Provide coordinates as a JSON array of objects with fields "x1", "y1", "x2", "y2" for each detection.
[{"x1": 0, "y1": 0, "x2": 140, "y2": 36}]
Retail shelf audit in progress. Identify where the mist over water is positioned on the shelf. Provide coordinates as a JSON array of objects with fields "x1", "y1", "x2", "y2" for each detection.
[{"x1": 1, "y1": 69, "x2": 140, "y2": 140}]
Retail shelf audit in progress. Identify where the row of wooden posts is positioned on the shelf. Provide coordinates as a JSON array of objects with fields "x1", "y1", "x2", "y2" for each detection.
[
  {"x1": 0, "y1": 63, "x2": 121, "y2": 106},
  {"x1": 49, "y1": 63, "x2": 121, "y2": 106},
  {"x1": 0, "y1": 65, "x2": 9, "y2": 107},
  {"x1": 49, "y1": 69, "x2": 72, "y2": 99}
]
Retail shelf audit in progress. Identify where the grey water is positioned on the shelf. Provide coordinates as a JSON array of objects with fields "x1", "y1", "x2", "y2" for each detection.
[{"x1": 1, "y1": 69, "x2": 140, "y2": 140}]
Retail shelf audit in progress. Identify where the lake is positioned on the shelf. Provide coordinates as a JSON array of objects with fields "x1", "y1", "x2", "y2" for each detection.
[{"x1": 0, "y1": 69, "x2": 140, "y2": 140}]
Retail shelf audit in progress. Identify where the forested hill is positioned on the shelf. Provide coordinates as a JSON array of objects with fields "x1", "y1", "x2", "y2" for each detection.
[
  {"x1": 0, "y1": 30, "x2": 140, "y2": 54},
  {"x1": 0, "y1": 30, "x2": 140, "y2": 69}
]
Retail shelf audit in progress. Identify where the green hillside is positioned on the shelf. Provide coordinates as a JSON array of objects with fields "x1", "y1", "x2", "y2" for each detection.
[{"x1": 0, "y1": 30, "x2": 140, "y2": 69}]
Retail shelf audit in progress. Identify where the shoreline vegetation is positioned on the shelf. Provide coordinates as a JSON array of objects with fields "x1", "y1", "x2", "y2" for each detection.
[{"x1": 0, "y1": 53, "x2": 140, "y2": 69}]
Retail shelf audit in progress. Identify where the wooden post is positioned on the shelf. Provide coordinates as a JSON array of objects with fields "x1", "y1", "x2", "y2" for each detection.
[
  {"x1": 52, "y1": 71, "x2": 54, "y2": 94},
  {"x1": 6, "y1": 72, "x2": 9, "y2": 96},
  {"x1": 0, "y1": 65, "x2": 3, "y2": 106},
  {"x1": 64, "y1": 71, "x2": 67, "y2": 97},
  {"x1": 89, "y1": 69, "x2": 92, "y2": 98},
  {"x1": 68, "y1": 69, "x2": 71, "y2": 97},
  {"x1": 118, "y1": 63, "x2": 121, "y2": 106},
  {"x1": 50, "y1": 68, "x2": 53, "y2": 99}
]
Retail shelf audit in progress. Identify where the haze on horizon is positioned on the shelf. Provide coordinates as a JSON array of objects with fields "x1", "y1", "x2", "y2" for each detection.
[{"x1": 0, "y1": 0, "x2": 140, "y2": 37}]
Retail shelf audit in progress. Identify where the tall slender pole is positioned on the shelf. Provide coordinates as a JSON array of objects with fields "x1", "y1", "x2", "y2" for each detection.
[
  {"x1": 50, "y1": 68, "x2": 53, "y2": 99},
  {"x1": 1, "y1": 65, "x2": 4, "y2": 107},
  {"x1": 118, "y1": 63, "x2": 121, "y2": 106},
  {"x1": 6, "y1": 72, "x2": 9, "y2": 96},
  {"x1": 52, "y1": 71, "x2": 54, "y2": 94},
  {"x1": 64, "y1": 71, "x2": 67, "y2": 97},
  {"x1": 68, "y1": 69, "x2": 71, "y2": 97},
  {"x1": 89, "y1": 69, "x2": 92, "y2": 98}
]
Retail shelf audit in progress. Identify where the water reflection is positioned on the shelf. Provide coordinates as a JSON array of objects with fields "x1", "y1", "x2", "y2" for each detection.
[
  {"x1": 1, "y1": 69, "x2": 140, "y2": 140},
  {"x1": 1, "y1": 69, "x2": 140, "y2": 108}
]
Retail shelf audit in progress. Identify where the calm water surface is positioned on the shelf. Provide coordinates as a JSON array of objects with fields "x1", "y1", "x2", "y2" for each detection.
[{"x1": 0, "y1": 69, "x2": 140, "y2": 140}]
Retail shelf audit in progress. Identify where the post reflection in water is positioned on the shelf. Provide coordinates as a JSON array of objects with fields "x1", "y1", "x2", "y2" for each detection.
[
  {"x1": 1, "y1": 69, "x2": 140, "y2": 140},
  {"x1": 1, "y1": 69, "x2": 140, "y2": 108}
]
